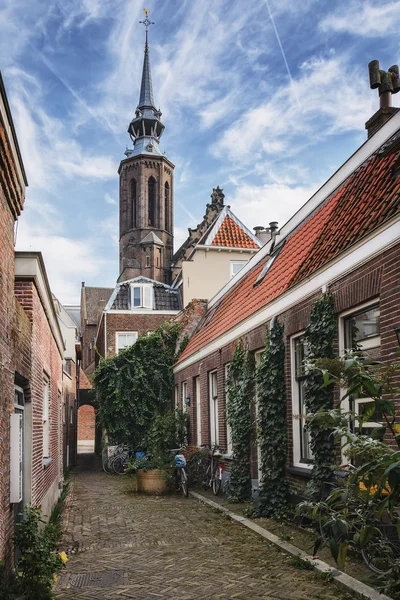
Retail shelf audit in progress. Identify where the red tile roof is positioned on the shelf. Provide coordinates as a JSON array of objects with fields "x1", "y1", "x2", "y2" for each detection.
[
  {"x1": 211, "y1": 215, "x2": 260, "y2": 249},
  {"x1": 178, "y1": 146, "x2": 400, "y2": 364}
]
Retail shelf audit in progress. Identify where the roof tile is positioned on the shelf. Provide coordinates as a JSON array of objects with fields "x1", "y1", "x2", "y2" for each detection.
[{"x1": 211, "y1": 215, "x2": 259, "y2": 249}]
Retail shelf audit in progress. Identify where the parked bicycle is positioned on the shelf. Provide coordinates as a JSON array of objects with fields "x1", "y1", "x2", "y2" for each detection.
[
  {"x1": 319, "y1": 466, "x2": 400, "y2": 575},
  {"x1": 102, "y1": 445, "x2": 138, "y2": 475},
  {"x1": 202, "y1": 445, "x2": 223, "y2": 496},
  {"x1": 170, "y1": 448, "x2": 189, "y2": 497}
]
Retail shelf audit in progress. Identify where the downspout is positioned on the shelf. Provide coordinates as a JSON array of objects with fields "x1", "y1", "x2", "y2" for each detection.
[{"x1": 104, "y1": 312, "x2": 107, "y2": 359}]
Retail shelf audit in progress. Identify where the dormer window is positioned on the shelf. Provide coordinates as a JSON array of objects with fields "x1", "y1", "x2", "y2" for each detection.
[{"x1": 130, "y1": 284, "x2": 153, "y2": 309}]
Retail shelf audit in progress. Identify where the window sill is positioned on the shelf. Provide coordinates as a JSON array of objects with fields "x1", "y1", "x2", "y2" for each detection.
[
  {"x1": 287, "y1": 465, "x2": 312, "y2": 479},
  {"x1": 42, "y1": 457, "x2": 53, "y2": 469}
]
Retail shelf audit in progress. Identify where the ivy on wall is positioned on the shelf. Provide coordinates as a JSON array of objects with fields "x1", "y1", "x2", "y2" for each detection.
[
  {"x1": 226, "y1": 340, "x2": 254, "y2": 503},
  {"x1": 94, "y1": 322, "x2": 180, "y2": 447},
  {"x1": 256, "y1": 321, "x2": 289, "y2": 517},
  {"x1": 304, "y1": 292, "x2": 336, "y2": 500}
]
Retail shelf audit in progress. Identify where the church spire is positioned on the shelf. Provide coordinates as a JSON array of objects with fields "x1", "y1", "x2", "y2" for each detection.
[
  {"x1": 138, "y1": 10, "x2": 155, "y2": 109},
  {"x1": 127, "y1": 9, "x2": 165, "y2": 157}
]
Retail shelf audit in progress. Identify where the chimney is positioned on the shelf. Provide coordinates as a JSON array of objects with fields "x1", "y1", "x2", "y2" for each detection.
[
  {"x1": 269, "y1": 221, "x2": 279, "y2": 235},
  {"x1": 365, "y1": 60, "x2": 400, "y2": 139},
  {"x1": 253, "y1": 226, "x2": 271, "y2": 245}
]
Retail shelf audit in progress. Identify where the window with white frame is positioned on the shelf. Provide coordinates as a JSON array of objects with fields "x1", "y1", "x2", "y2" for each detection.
[
  {"x1": 182, "y1": 380, "x2": 188, "y2": 412},
  {"x1": 230, "y1": 261, "x2": 247, "y2": 278},
  {"x1": 130, "y1": 284, "x2": 153, "y2": 309},
  {"x1": 116, "y1": 332, "x2": 138, "y2": 353},
  {"x1": 43, "y1": 378, "x2": 50, "y2": 459},
  {"x1": 209, "y1": 371, "x2": 219, "y2": 446},
  {"x1": 194, "y1": 376, "x2": 201, "y2": 446},
  {"x1": 291, "y1": 335, "x2": 313, "y2": 467},
  {"x1": 341, "y1": 302, "x2": 381, "y2": 433}
]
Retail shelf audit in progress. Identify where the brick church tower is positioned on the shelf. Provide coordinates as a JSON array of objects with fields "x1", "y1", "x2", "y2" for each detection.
[{"x1": 118, "y1": 12, "x2": 174, "y2": 284}]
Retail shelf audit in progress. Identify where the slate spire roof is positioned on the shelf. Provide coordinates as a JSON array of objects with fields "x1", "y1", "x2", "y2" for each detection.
[{"x1": 138, "y1": 32, "x2": 155, "y2": 110}]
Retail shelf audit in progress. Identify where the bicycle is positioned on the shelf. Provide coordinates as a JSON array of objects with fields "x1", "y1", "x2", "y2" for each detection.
[
  {"x1": 171, "y1": 449, "x2": 189, "y2": 497},
  {"x1": 202, "y1": 445, "x2": 223, "y2": 496}
]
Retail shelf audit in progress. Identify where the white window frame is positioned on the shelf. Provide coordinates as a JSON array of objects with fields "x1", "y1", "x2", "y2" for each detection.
[
  {"x1": 338, "y1": 299, "x2": 381, "y2": 443},
  {"x1": 230, "y1": 260, "x2": 247, "y2": 279},
  {"x1": 116, "y1": 331, "x2": 138, "y2": 353},
  {"x1": 182, "y1": 380, "x2": 188, "y2": 413},
  {"x1": 195, "y1": 376, "x2": 201, "y2": 446},
  {"x1": 209, "y1": 370, "x2": 219, "y2": 446},
  {"x1": 290, "y1": 332, "x2": 313, "y2": 469},
  {"x1": 43, "y1": 378, "x2": 50, "y2": 459},
  {"x1": 130, "y1": 284, "x2": 154, "y2": 309},
  {"x1": 10, "y1": 386, "x2": 24, "y2": 503}
]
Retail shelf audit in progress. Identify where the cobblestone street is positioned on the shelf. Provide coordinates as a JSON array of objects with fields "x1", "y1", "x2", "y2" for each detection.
[{"x1": 55, "y1": 454, "x2": 353, "y2": 600}]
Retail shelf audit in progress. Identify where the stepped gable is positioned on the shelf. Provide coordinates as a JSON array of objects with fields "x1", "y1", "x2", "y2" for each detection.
[{"x1": 177, "y1": 141, "x2": 400, "y2": 364}]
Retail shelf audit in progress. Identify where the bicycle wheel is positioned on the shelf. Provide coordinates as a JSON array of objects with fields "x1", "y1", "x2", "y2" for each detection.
[
  {"x1": 212, "y1": 464, "x2": 221, "y2": 496},
  {"x1": 203, "y1": 464, "x2": 211, "y2": 490},
  {"x1": 362, "y1": 527, "x2": 399, "y2": 575},
  {"x1": 112, "y1": 454, "x2": 127, "y2": 475},
  {"x1": 180, "y1": 468, "x2": 189, "y2": 497},
  {"x1": 102, "y1": 449, "x2": 113, "y2": 474}
]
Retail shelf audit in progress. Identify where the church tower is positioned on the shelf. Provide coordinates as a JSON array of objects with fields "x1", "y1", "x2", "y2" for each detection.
[{"x1": 118, "y1": 11, "x2": 174, "y2": 284}]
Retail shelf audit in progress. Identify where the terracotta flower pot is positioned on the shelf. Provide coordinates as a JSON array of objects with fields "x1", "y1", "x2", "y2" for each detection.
[{"x1": 136, "y1": 469, "x2": 167, "y2": 494}]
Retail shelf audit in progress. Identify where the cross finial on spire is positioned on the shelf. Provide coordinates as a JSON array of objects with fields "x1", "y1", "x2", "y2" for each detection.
[{"x1": 139, "y1": 8, "x2": 155, "y2": 45}]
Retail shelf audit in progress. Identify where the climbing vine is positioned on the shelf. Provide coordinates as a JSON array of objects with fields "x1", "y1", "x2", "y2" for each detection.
[
  {"x1": 304, "y1": 292, "x2": 336, "y2": 500},
  {"x1": 226, "y1": 340, "x2": 254, "y2": 503},
  {"x1": 256, "y1": 321, "x2": 289, "y2": 517},
  {"x1": 94, "y1": 322, "x2": 180, "y2": 447}
]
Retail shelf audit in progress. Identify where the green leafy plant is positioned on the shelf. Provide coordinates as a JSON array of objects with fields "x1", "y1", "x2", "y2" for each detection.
[
  {"x1": 255, "y1": 322, "x2": 289, "y2": 518},
  {"x1": 94, "y1": 323, "x2": 181, "y2": 447},
  {"x1": 12, "y1": 506, "x2": 65, "y2": 599},
  {"x1": 226, "y1": 340, "x2": 254, "y2": 502},
  {"x1": 297, "y1": 352, "x2": 400, "y2": 593},
  {"x1": 304, "y1": 292, "x2": 336, "y2": 500}
]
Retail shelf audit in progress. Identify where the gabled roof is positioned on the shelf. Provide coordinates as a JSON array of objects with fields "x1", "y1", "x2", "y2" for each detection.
[
  {"x1": 176, "y1": 127, "x2": 400, "y2": 366},
  {"x1": 81, "y1": 286, "x2": 113, "y2": 325},
  {"x1": 201, "y1": 206, "x2": 261, "y2": 249},
  {"x1": 105, "y1": 276, "x2": 181, "y2": 312}
]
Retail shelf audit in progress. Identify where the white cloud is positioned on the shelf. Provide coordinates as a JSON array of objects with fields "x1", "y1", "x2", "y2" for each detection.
[
  {"x1": 173, "y1": 226, "x2": 189, "y2": 254},
  {"x1": 16, "y1": 211, "x2": 107, "y2": 304},
  {"x1": 230, "y1": 182, "x2": 318, "y2": 232},
  {"x1": 320, "y1": 1, "x2": 400, "y2": 36},
  {"x1": 105, "y1": 193, "x2": 117, "y2": 205},
  {"x1": 214, "y1": 54, "x2": 375, "y2": 163},
  {"x1": 7, "y1": 71, "x2": 116, "y2": 191}
]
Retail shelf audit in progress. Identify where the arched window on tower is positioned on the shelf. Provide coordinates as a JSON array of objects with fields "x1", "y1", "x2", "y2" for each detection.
[
  {"x1": 130, "y1": 178, "x2": 137, "y2": 228},
  {"x1": 148, "y1": 176, "x2": 156, "y2": 227},
  {"x1": 164, "y1": 182, "x2": 170, "y2": 231}
]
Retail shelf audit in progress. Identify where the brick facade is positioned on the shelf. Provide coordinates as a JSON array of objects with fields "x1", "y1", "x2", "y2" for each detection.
[
  {"x1": 174, "y1": 243, "x2": 400, "y2": 493},
  {"x1": 0, "y1": 74, "x2": 27, "y2": 566},
  {"x1": 78, "y1": 405, "x2": 95, "y2": 441}
]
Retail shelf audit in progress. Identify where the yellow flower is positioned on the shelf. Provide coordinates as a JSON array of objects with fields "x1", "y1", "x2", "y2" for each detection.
[
  {"x1": 59, "y1": 551, "x2": 68, "y2": 565},
  {"x1": 52, "y1": 573, "x2": 58, "y2": 583}
]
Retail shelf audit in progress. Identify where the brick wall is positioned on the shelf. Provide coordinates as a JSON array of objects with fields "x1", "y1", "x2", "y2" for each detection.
[
  {"x1": 0, "y1": 96, "x2": 26, "y2": 564},
  {"x1": 174, "y1": 243, "x2": 400, "y2": 493},
  {"x1": 105, "y1": 312, "x2": 174, "y2": 357},
  {"x1": 15, "y1": 279, "x2": 63, "y2": 512},
  {"x1": 78, "y1": 404, "x2": 95, "y2": 441}
]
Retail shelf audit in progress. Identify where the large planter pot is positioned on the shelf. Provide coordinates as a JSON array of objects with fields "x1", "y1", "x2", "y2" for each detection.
[{"x1": 136, "y1": 469, "x2": 167, "y2": 494}]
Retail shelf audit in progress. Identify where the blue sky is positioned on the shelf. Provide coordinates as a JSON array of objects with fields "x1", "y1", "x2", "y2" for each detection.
[{"x1": 2, "y1": 0, "x2": 399, "y2": 303}]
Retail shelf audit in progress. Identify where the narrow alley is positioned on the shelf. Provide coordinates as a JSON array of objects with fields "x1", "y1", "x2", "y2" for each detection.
[{"x1": 55, "y1": 455, "x2": 351, "y2": 600}]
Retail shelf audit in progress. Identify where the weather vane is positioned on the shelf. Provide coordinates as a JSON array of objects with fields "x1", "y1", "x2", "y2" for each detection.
[{"x1": 139, "y1": 8, "x2": 155, "y2": 39}]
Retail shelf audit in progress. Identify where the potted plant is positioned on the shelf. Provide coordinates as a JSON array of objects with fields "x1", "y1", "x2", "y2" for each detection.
[{"x1": 130, "y1": 410, "x2": 189, "y2": 494}]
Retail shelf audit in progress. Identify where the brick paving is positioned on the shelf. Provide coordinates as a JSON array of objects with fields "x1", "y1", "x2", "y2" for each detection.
[{"x1": 55, "y1": 454, "x2": 353, "y2": 600}]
